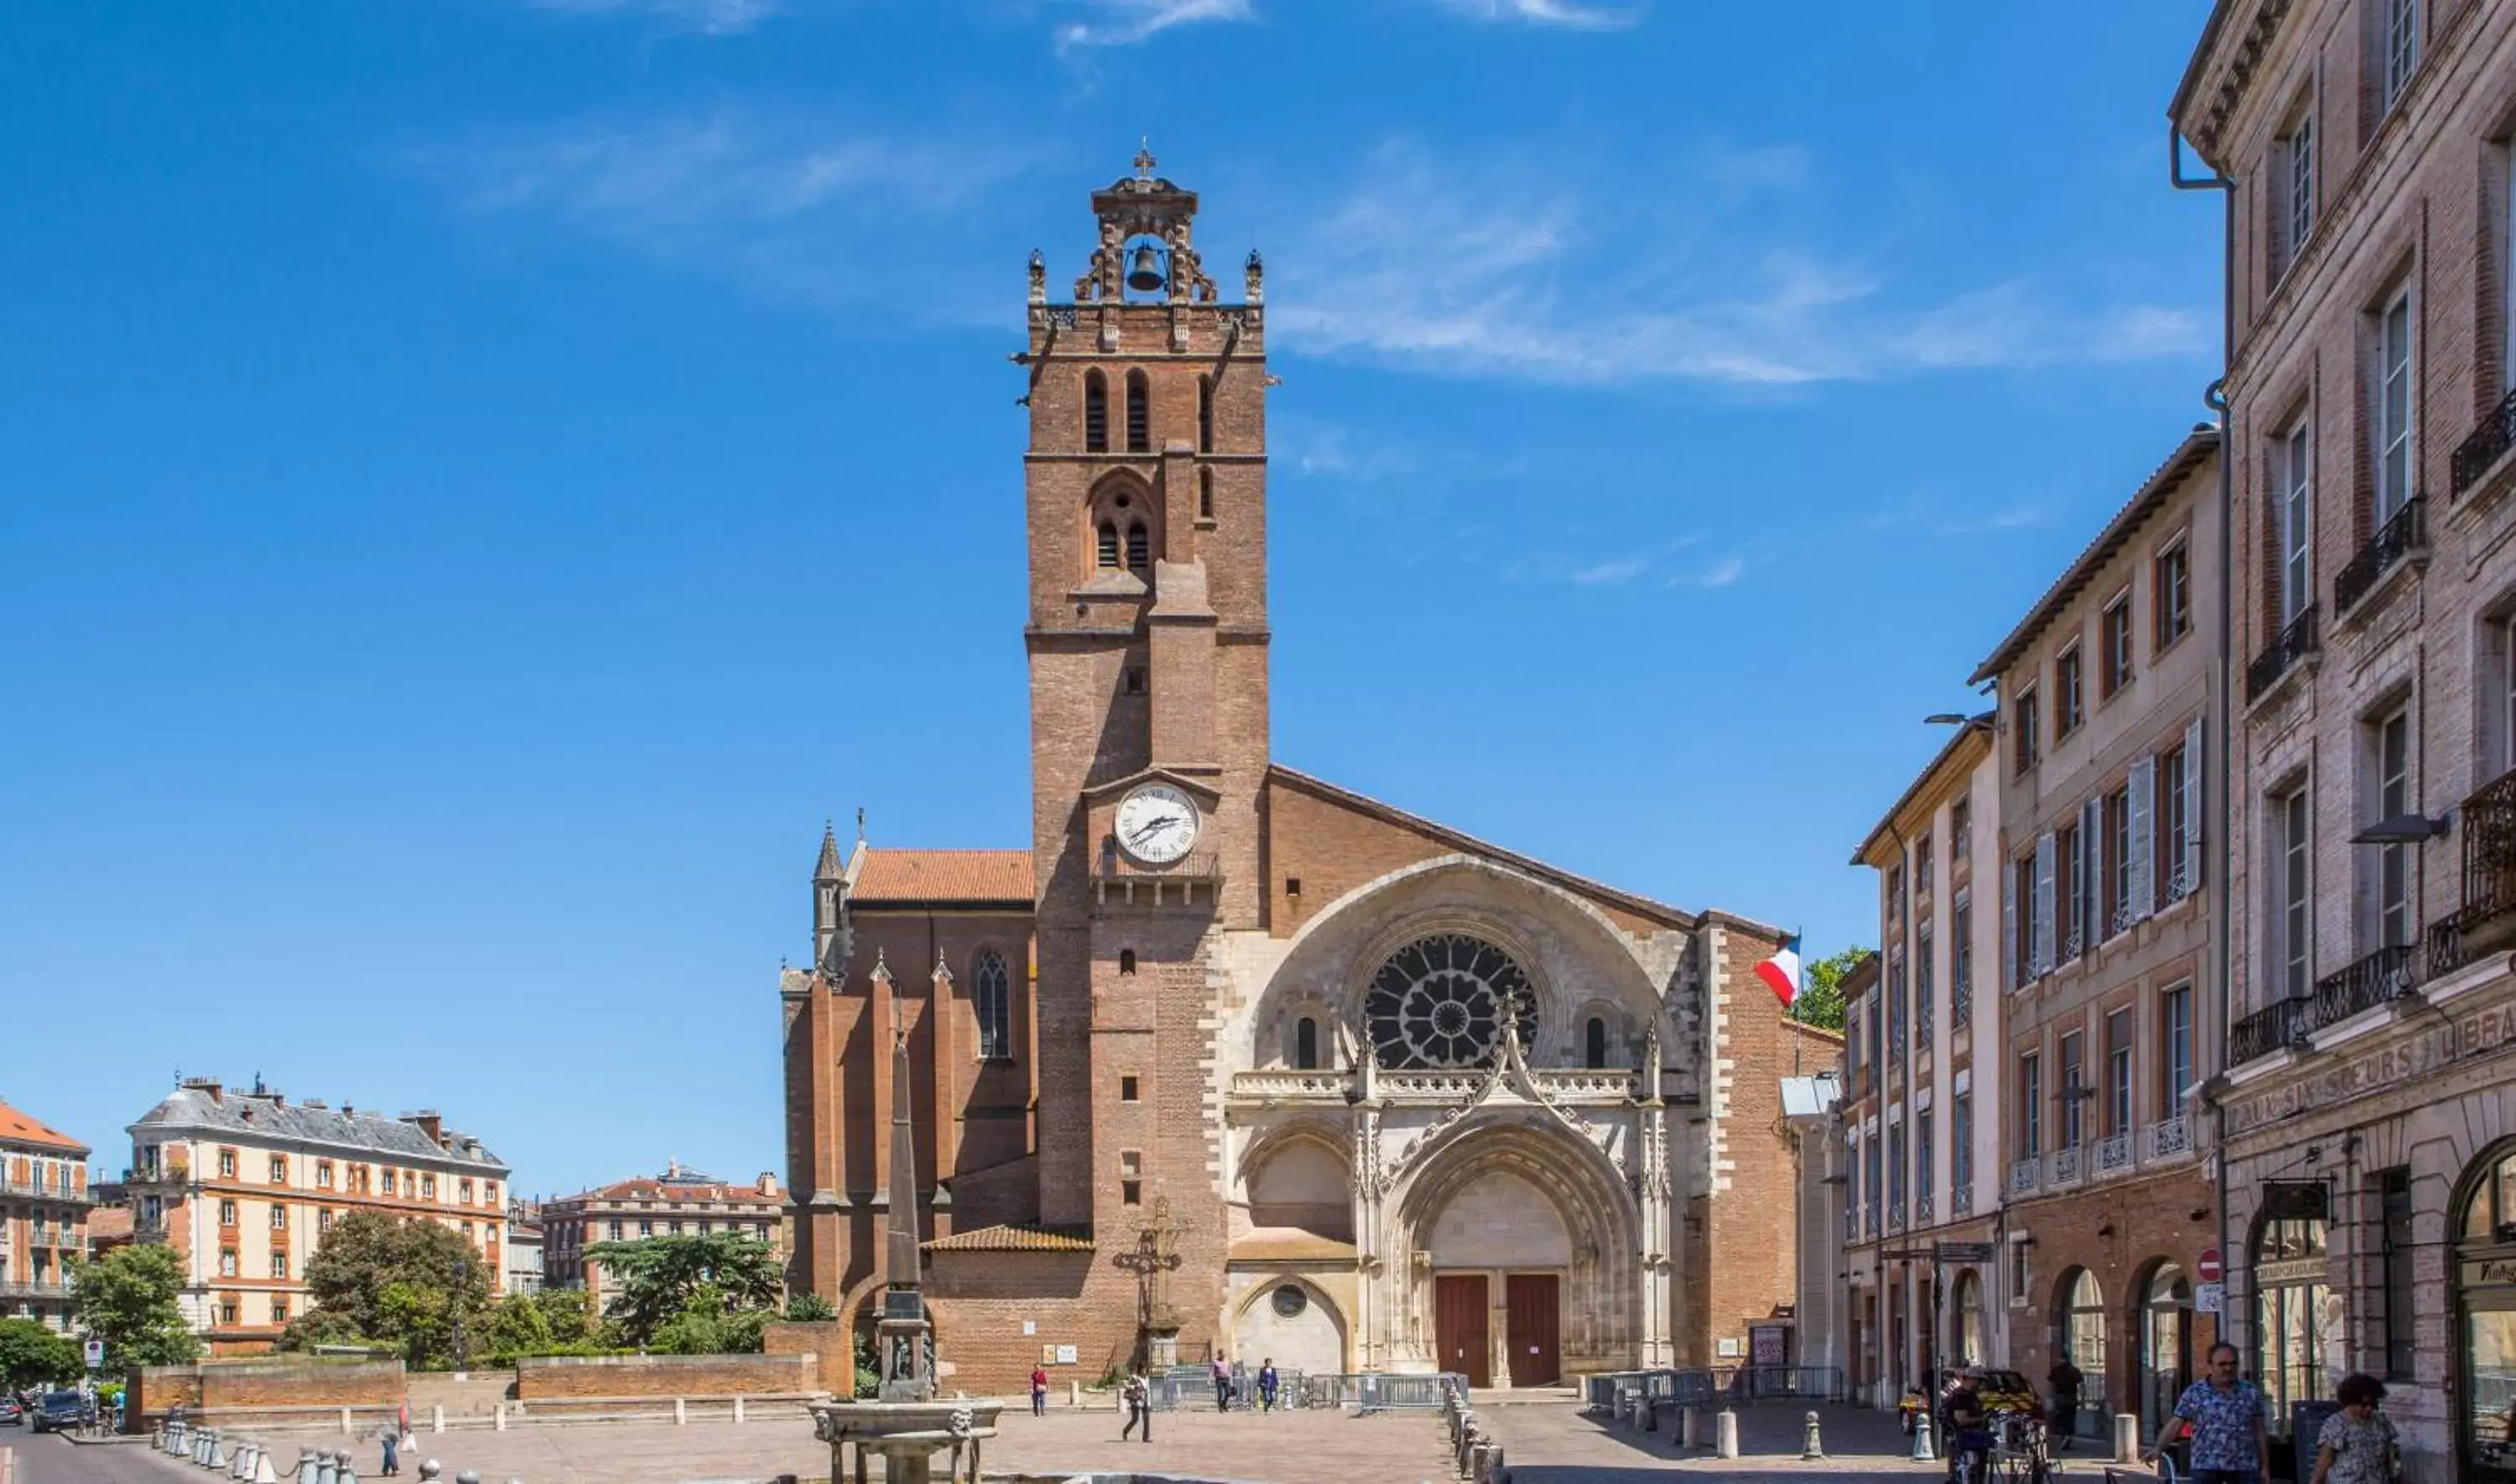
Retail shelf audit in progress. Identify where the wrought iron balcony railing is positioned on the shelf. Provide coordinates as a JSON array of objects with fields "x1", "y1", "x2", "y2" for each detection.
[
  {"x1": 2009, "y1": 1159, "x2": 2040, "y2": 1195},
  {"x1": 1952, "y1": 1182, "x2": 1973, "y2": 1217},
  {"x1": 2094, "y1": 1134, "x2": 2134, "y2": 1175},
  {"x1": 2047, "y1": 1146, "x2": 2082, "y2": 1185},
  {"x1": 2454, "y1": 386, "x2": 2516, "y2": 498},
  {"x1": 2446, "y1": 766, "x2": 2516, "y2": 948},
  {"x1": 2335, "y1": 497, "x2": 2426, "y2": 615},
  {"x1": 2314, "y1": 943, "x2": 2423, "y2": 1025},
  {"x1": 1951, "y1": 986, "x2": 1973, "y2": 1030},
  {"x1": 1916, "y1": 1191, "x2": 1934, "y2": 1225},
  {"x1": 2149, "y1": 1117, "x2": 2191, "y2": 1160},
  {"x1": 2231, "y1": 995, "x2": 2311, "y2": 1065},
  {"x1": 2247, "y1": 604, "x2": 2321, "y2": 703}
]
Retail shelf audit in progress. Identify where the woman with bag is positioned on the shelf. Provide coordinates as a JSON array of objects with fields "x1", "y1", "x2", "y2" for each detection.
[{"x1": 2307, "y1": 1375, "x2": 2395, "y2": 1484}]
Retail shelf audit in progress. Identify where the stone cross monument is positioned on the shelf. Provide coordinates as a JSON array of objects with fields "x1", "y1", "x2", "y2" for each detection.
[{"x1": 876, "y1": 1008, "x2": 936, "y2": 1404}]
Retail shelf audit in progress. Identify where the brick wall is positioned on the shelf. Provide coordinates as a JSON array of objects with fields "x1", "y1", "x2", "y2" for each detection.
[
  {"x1": 514, "y1": 1353, "x2": 817, "y2": 1399},
  {"x1": 129, "y1": 1359, "x2": 405, "y2": 1424},
  {"x1": 928, "y1": 1248, "x2": 1109, "y2": 1393},
  {"x1": 1705, "y1": 924, "x2": 1810, "y2": 1362}
]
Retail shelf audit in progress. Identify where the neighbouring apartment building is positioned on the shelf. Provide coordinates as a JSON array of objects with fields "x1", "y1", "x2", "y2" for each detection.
[
  {"x1": 0, "y1": 1097, "x2": 94, "y2": 1332},
  {"x1": 541, "y1": 1163, "x2": 784, "y2": 1310},
  {"x1": 2173, "y1": 0, "x2": 2516, "y2": 1476},
  {"x1": 1845, "y1": 710, "x2": 2008, "y2": 1409},
  {"x1": 125, "y1": 1077, "x2": 511, "y2": 1354},
  {"x1": 1975, "y1": 428, "x2": 2226, "y2": 1445},
  {"x1": 505, "y1": 1201, "x2": 543, "y2": 1295}
]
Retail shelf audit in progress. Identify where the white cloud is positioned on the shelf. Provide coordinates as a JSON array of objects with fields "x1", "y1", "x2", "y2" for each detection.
[
  {"x1": 1053, "y1": 0, "x2": 1252, "y2": 48},
  {"x1": 1571, "y1": 553, "x2": 1651, "y2": 586},
  {"x1": 1266, "y1": 140, "x2": 2209, "y2": 387},
  {"x1": 526, "y1": 0, "x2": 782, "y2": 34},
  {"x1": 413, "y1": 112, "x2": 1040, "y2": 312},
  {"x1": 1437, "y1": 0, "x2": 1639, "y2": 29}
]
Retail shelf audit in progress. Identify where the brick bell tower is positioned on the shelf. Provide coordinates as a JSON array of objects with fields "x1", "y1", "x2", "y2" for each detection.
[{"x1": 1022, "y1": 147, "x2": 1270, "y2": 1253}]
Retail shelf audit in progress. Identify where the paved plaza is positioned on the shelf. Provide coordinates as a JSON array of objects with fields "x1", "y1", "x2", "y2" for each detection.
[{"x1": 29, "y1": 1396, "x2": 2108, "y2": 1484}]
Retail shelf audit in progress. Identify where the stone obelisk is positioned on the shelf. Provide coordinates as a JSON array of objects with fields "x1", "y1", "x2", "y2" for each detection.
[{"x1": 876, "y1": 1008, "x2": 935, "y2": 1404}]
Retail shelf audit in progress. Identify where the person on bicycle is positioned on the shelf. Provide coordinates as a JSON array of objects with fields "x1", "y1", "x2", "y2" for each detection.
[{"x1": 1943, "y1": 1372, "x2": 1993, "y2": 1484}]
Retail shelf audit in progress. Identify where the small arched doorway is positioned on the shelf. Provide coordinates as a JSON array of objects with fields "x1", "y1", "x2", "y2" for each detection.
[
  {"x1": 2137, "y1": 1262, "x2": 2191, "y2": 1436},
  {"x1": 2456, "y1": 1142, "x2": 2516, "y2": 1484},
  {"x1": 2056, "y1": 1268, "x2": 2106, "y2": 1445}
]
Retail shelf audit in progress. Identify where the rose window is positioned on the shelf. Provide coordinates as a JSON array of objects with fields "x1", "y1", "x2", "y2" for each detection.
[{"x1": 1364, "y1": 934, "x2": 1536, "y2": 1070}]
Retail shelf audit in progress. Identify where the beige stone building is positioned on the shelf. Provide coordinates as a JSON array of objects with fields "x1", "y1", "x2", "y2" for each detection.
[
  {"x1": 541, "y1": 1163, "x2": 784, "y2": 1309},
  {"x1": 1844, "y1": 711, "x2": 2009, "y2": 1407},
  {"x1": 2172, "y1": 0, "x2": 2516, "y2": 1476},
  {"x1": 783, "y1": 153, "x2": 1826, "y2": 1397},
  {"x1": 0, "y1": 1097, "x2": 94, "y2": 1332},
  {"x1": 1973, "y1": 429, "x2": 2226, "y2": 1442},
  {"x1": 125, "y1": 1077, "x2": 510, "y2": 1354}
]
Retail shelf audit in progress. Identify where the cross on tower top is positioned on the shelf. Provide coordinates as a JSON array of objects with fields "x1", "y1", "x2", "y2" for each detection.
[{"x1": 1134, "y1": 139, "x2": 1157, "y2": 180}]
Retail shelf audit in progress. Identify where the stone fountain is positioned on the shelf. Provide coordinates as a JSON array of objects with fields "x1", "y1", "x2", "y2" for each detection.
[{"x1": 809, "y1": 1010, "x2": 1001, "y2": 1483}]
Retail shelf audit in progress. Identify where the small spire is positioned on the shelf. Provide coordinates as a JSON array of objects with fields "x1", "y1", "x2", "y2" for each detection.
[
  {"x1": 1134, "y1": 138, "x2": 1157, "y2": 180},
  {"x1": 816, "y1": 819, "x2": 843, "y2": 880},
  {"x1": 856, "y1": 807, "x2": 867, "y2": 847}
]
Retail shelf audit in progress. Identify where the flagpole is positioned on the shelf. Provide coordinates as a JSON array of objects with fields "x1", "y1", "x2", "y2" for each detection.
[{"x1": 1791, "y1": 926, "x2": 1804, "y2": 1077}]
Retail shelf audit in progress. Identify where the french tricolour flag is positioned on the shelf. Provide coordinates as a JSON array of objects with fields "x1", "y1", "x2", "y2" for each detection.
[{"x1": 1754, "y1": 934, "x2": 1803, "y2": 1010}]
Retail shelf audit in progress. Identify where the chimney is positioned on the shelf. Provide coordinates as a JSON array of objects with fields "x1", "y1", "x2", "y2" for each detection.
[
  {"x1": 757, "y1": 1171, "x2": 780, "y2": 1197},
  {"x1": 182, "y1": 1077, "x2": 224, "y2": 1105},
  {"x1": 405, "y1": 1111, "x2": 444, "y2": 1147}
]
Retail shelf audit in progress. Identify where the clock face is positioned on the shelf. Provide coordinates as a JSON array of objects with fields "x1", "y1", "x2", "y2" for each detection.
[{"x1": 1115, "y1": 783, "x2": 1201, "y2": 865}]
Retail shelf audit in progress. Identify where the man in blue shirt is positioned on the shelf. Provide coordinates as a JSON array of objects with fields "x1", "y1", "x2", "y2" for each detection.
[{"x1": 2150, "y1": 1342, "x2": 2269, "y2": 1484}]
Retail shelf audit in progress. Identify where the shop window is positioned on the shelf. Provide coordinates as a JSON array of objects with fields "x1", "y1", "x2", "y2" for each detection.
[
  {"x1": 2061, "y1": 1269, "x2": 2106, "y2": 1383},
  {"x1": 2380, "y1": 1167, "x2": 2415, "y2": 1379},
  {"x1": 2252, "y1": 1184, "x2": 2331, "y2": 1429},
  {"x1": 2141, "y1": 1265, "x2": 2193, "y2": 1435},
  {"x1": 2459, "y1": 1141, "x2": 2516, "y2": 1477}
]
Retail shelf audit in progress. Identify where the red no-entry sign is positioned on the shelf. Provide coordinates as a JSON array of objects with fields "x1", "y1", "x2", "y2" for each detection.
[{"x1": 2198, "y1": 1248, "x2": 2223, "y2": 1282}]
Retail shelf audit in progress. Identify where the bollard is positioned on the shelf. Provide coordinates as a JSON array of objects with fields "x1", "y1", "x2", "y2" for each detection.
[
  {"x1": 316, "y1": 1450, "x2": 339, "y2": 1484},
  {"x1": 339, "y1": 1456, "x2": 361, "y2": 1484},
  {"x1": 341, "y1": 1409, "x2": 354, "y2": 1437},
  {"x1": 1069, "y1": 1380, "x2": 1080, "y2": 1411},
  {"x1": 432, "y1": 1406, "x2": 445, "y2": 1436},
  {"x1": 415, "y1": 1465, "x2": 439, "y2": 1483},
  {"x1": 297, "y1": 1450, "x2": 320, "y2": 1484},
  {"x1": 494, "y1": 1403, "x2": 507, "y2": 1432},
  {"x1": 230, "y1": 1442, "x2": 249, "y2": 1478},
  {"x1": 1643, "y1": 1396, "x2": 1658, "y2": 1432},
  {"x1": 1715, "y1": 1407, "x2": 1739, "y2": 1461},
  {"x1": 455, "y1": 1472, "x2": 480, "y2": 1484},
  {"x1": 1910, "y1": 1411, "x2": 1935, "y2": 1462},
  {"x1": 253, "y1": 1450, "x2": 281, "y2": 1484},
  {"x1": 734, "y1": 1396, "x2": 746, "y2": 1426},
  {"x1": 673, "y1": 1398, "x2": 686, "y2": 1426},
  {"x1": 1806, "y1": 1409, "x2": 1830, "y2": 1461},
  {"x1": 2114, "y1": 1412, "x2": 2140, "y2": 1463},
  {"x1": 1681, "y1": 1405, "x2": 1702, "y2": 1450}
]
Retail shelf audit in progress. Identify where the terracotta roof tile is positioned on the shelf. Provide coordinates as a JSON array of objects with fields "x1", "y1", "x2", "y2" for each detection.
[
  {"x1": 849, "y1": 848, "x2": 1033, "y2": 906},
  {"x1": 923, "y1": 1223, "x2": 1094, "y2": 1253},
  {"x1": 0, "y1": 1098, "x2": 87, "y2": 1155},
  {"x1": 87, "y1": 1206, "x2": 133, "y2": 1241}
]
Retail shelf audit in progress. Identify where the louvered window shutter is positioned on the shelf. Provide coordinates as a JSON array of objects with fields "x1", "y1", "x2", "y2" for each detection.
[
  {"x1": 2079, "y1": 798, "x2": 2101, "y2": 953},
  {"x1": 2004, "y1": 864, "x2": 2020, "y2": 991},
  {"x1": 2033, "y1": 831, "x2": 2057, "y2": 974},
  {"x1": 2182, "y1": 716, "x2": 2207, "y2": 896},
  {"x1": 2129, "y1": 755, "x2": 2156, "y2": 922}
]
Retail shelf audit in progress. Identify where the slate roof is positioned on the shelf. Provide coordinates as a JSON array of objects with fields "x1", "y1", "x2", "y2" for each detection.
[
  {"x1": 551, "y1": 1168, "x2": 780, "y2": 1209},
  {"x1": 922, "y1": 1223, "x2": 1094, "y2": 1253},
  {"x1": 0, "y1": 1097, "x2": 88, "y2": 1155},
  {"x1": 848, "y1": 848, "x2": 1034, "y2": 908},
  {"x1": 129, "y1": 1085, "x2": 507, "y2": 1172}
]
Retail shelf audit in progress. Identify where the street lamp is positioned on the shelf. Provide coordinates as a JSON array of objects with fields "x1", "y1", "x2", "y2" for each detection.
[
  {"x1": 2351, "y1": 811, "x2": 2453, "y2": 844},
  {"x1": 452, "y1": 1259, "x2": 469, "y2": 1372}
]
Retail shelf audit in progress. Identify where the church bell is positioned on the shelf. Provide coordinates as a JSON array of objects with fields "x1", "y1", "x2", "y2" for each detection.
[{"x1": 1125, "y1": 243, "x2": 1166, "y2": 293}]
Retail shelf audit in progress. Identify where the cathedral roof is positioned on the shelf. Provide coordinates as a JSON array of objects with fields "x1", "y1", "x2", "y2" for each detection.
[
  {"x1": 922, "y1": 1222, "x2": 1094, "y2": 1253},
  {"x1": 847, "y1": 848, "x2": 1034, "y2": 909},
  {"x1": 0, "y1": 1097, "x2": 87, "y2": 1155}
]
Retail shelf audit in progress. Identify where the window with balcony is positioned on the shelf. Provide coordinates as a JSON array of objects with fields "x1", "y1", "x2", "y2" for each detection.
[
  {"x1": 2059, "y1": 1031, "x2": 2086, "y2": 1149},
  {"x1": 2057, "y1": 815, "x2": 2084, "y2": 961},
  {"x1": 1952, "y1": 896, "x2": 1973, "y2": 1018},
  {"x1": 2280, "y1": 421, "x2": 2314, "y2": 625},
  {"x1": 2156, "y1": 537, "x2": 2192, "y2": 648},
  {"x1": 2374, "y1": 285, "x2": 2417, "y2": 530},
  {"x1": 1952, "y1": 1093, "x2": 1973, "y2": 1194},
  {"x1": 1917, "y1": 1108, "x2": 1935, "y2": 1219},
  {"x1": 2274, "y1": 786, "x2": 2313, "y2": 1000},
  {"x1": 1888, "y1": 1122, "x2": 1905, "y2": 1217},
  {"x1": 2161, "y1": 739, "x2": 2194, "y2": 900},
  {"x1": 2014, "y1": 688, "x2": 2040, "y2": 774},
  {"x1": 2107, "y1": 785, "x2": 2134, "y2": 935},
  {"x1": 2163, "y1": 983, "x2": 2194, "y2": 1114},
  {"x1": 2103, "y1": 593, "x2": 2134, "y2": 698},
  {"x1": 1916, "y1": 925, "x2": 1935, "y2": 1047},
  {"x1": 2020, "y1": 1052, "x2": 2043, "y2": 1158},
  {"x1": 2106, "y1": 1009, "x2": 2134, "y2": 1136},
  {"x1": 2373, "y1": 708, "x2": 2414, "y2": 948},
  {"x1": 1864, "y1": 1133, "x2": 1882, "y2": 1233},
  {"x1": 2056, "y1": 645, "x2": 2086, "y2": 737}
]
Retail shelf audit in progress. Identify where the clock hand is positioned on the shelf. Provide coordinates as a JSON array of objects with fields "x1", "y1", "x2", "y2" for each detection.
[{"x1": 1128, "y1": 815, "x2": 1177, "y2": 843}]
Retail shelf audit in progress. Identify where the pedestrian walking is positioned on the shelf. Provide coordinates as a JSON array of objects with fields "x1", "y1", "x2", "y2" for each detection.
[
  {"x1": 2148, "y1": 1342, "x2": 2269, "y2": 1484},
  {"x1": 1257, "y1": 1358, "x2": 1279, "y2": 1414},
  {"x1": 2047, "y1": 1355, "x2": 2084, "y2": 1452},
  {"x1": 1120, "y1": 1368, "x2": 1151, "y2": 1442},
  {"x1": 1211, "y1": 1354, "x2": 1232, "y2": 1412},
  {"x1": 377, "y1": 1424, "x2": 400, "y2": 1477},
  {"x1": 2308, "y1": 1375, "x2": 2396, "y2": 1484},
  {"x1": 1030, "y1": 1364, "x2": 1049, "y2": 1419}
]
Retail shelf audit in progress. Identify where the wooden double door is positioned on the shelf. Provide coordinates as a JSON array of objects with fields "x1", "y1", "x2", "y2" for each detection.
[{"x1": 1433, "y1": 1273, "x2": 1561, "y2": 1388}]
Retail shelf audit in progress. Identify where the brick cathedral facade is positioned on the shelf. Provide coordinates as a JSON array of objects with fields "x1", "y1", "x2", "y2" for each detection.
[{"x1": 780, "y1": 153, "x2": 1828, "y2": 1393}]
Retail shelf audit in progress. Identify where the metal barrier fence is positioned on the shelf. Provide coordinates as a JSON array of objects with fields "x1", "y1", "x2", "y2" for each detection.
[
  {"x1": 1586, "y1": 1365, "x2": 1844, "y2": 1414},
  {"x1": 1141, "y1": 1367, "x2": 1468, "y2": 1414}
]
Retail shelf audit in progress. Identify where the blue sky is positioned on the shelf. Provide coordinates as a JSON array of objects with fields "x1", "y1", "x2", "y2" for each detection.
[{"x1": 0, "y1": 0, "x2": 2221, "y2": 1196}]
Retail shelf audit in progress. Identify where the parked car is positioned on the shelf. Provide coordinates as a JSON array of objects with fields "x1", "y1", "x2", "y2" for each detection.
[
  {"x1": 1900, "y1": 1367, "x2": 2044, "y2": 1434},
  {"x1": 0, "y1": 1395, "x2": 23, "y2": 1425},
  {"x1": 30, "y1": 1391, "x2": 91, "y2": 1433}
]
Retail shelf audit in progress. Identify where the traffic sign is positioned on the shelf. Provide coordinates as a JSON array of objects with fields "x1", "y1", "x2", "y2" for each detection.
[
  {"x1": 2196, "y1": 1281, "x2": 2225, "y2": 1315},
  {"x1": 2197, "y1": 1248, "x2": 2223, "y2": 1283},
  {"x1": 84, "y1": 1339, "x2": 105, "y2": 1369}
]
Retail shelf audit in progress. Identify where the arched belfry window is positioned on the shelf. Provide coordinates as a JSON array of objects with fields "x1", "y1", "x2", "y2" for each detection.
[
  {"x1": 1584, "y1": 1016, "x2": 1609, "y2": 1070},
  {"x1": 1119, "y1": 948, "x2": 1137, "y2": 976},
  {"x1": 1084, "y1": 371, "x2": 1109, "y2": 454},
  {"x1": 1125, "y1": 370, "x2": 1151, "y2": 454},
  {"x1": 974, "y1": 952, "x2": 1011, "y2": 1061},
  {"x1": 1125, "y1": 522, "x2": 1150, "y2": 576},
  {"x1": 1294, "y1": 1016, "x2": 1319, "y2": 1071},
  {"x1": 1097, "y1": 521, "x2": 1120, "y2": 568},
  {"x1": 1198, "y1": 374, "x2": 1214, "y2": 454}
]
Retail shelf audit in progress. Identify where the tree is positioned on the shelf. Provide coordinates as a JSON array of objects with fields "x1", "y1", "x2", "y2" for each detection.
[
  {"x1": 1792, "y1": 947, "x2": 1872, "y2": 1034},
  {"x1": 69, "y1": 1245, "x2": 200, "y2": 1367},
  {"x1": 647, "y1": 1285, "x2": 767, "y2": 1356},
  {"x1": 274, "y1": 1309, "x2": 372, "y2": 1355},
  {"x1": 584, "y1": 1233, "x2": 782, "y2": 1347},
  {"x1": 529, "y1": 1287, "x2": 598, "y2": 1346},
  {"x1": 782, "y1": 1291, "x2": 835, "y2": 1323},
  {"x1": 302, "y1": 1212, "x2": 492, "y2": 1368},
  {"x1": 0, "y1": 1318, "x2": 84, "y2": 1391}
]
